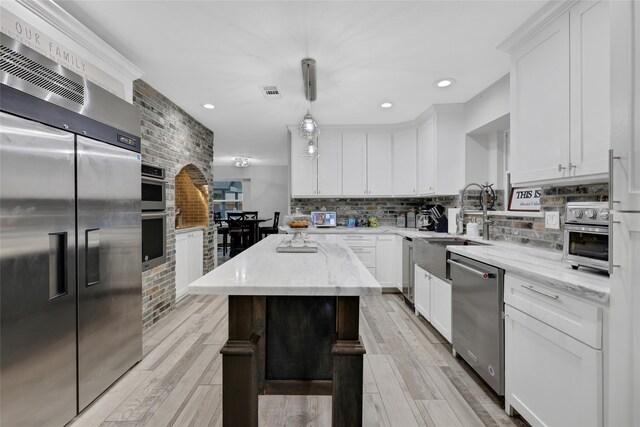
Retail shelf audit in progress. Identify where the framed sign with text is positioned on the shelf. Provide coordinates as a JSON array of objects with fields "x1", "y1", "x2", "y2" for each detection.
[{"x1": 508, "y1": 187, "x2": 541, "y2": 211}]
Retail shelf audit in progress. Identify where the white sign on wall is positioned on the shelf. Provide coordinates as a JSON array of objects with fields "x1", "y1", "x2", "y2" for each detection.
[
  {"x1": 1, "y1": 8, "x2": 125, "y2": 98},
  {"x1": 508, "y1": 187, "x2": 542, "y2": 211}
]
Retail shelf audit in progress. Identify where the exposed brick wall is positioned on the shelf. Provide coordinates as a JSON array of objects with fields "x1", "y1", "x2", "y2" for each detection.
[
  {"x1": 175, "y1": 168, "x2": 209, "y2": 228},
  {"x1": 290, "y1": 198, "x2": 426, "y2": 226},
  {"x1": 134, "y1": 80, "x2": 215, "y2": 330},
  {"x1": 291, "y1": 182, "x2": 608, "y2": 251}
]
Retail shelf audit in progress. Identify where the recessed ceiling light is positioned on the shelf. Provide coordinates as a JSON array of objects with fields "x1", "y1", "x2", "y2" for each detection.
[
  {"x1": 380, "y1": 102, "x2": 393, "y2": 109},
  {"x1": 203, "y1": 103, "x2": 215, "y2": 109},
  {"x1": 435, "y1": 78, "x2": 455, "y2": 88}
]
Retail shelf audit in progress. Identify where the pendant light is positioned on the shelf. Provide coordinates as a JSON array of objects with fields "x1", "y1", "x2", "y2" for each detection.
[
  {"x1": 298, "y1": 112, "x2": 319, "y2": 140},
  {"x1": 298, "y1": 58, "x2": 319, "y2": 158},
  {"x1": 303, "y1": 137, "x2": 319, "y2": 158}
]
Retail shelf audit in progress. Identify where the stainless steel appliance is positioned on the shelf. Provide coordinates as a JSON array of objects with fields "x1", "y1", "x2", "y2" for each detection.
[
  {"x1": 449, "y1": 254, "x2": 505, "y2": 395},
  {"x1": 141, "y1": 164, "x2": 167, "y2": 271},
  {"x1": 1, "y1": 34, "x2": 142, "y2": 426},
  {"x1": 563, "y1": 202, "x2": 609, "y2": 272},
  {"x1": 402, "y1": 237, "x2": 415, "y2": 305},
  {"x1": 141, "y1": 163, "x2": 166, "y2": 211},
  {"x1": 142, "y1": 211, "x2": 168, "y2": 270}
]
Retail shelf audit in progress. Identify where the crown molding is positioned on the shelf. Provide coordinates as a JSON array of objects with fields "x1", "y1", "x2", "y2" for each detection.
[
  {"x1": 497, "y1": 0, "x2": 579, "y2": 54},
  {"x1": 12, "y1": 0, "x2": 144, "y2": 81}
]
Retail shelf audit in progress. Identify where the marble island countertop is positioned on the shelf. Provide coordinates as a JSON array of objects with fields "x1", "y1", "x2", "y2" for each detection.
[
  {"x1": 281, "y1": 225, "x2": 610, "y2": 304},
  {"x1": 188, "y1": 234, "x2": 382, "y2": 296}
]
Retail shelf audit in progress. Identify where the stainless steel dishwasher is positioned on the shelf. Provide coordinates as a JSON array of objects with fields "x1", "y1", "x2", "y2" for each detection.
[
  {"x1": 448, "y1": 253, "x2": 505, "y2": 396},
  {"x1": 402, "y1": 237, "x2": 415, "y2": 305}
]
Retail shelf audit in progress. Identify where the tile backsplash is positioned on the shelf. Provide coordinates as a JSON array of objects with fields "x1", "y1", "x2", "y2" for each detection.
[{"x1": 291, "y1": 182, "x2": 608, "y2": 251}]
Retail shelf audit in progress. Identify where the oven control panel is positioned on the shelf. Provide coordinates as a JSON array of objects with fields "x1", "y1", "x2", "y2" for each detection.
[{"x1": 565, "y1": 202, "x2": 609, "y2": 226}]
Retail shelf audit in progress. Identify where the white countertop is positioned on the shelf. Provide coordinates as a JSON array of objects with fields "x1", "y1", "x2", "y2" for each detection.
[
  {"x1": 447, "y1": 244, "x2": 610, "y2": 304},
  {"x1": 188, "y1": 234, "x2": 382, "y2": 296},
  {"x1": 281, "y1": 225, "x2": 610, "y2": 304},
  {"x1": 175, "y1": 226, "x2": 205, "y2": 235}
]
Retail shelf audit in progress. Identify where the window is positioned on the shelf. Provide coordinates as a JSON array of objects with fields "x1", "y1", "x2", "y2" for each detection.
[{"x1": 213, "y1": 181, "x2": 243, "y2": 218}]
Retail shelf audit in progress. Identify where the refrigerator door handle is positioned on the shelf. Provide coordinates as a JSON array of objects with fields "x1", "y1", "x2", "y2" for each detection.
[
  {"x1": 85, "y1": 228, "x2": 101, "y2": 286},
  {"x1": 48, "y1": 232, "x2": 68, "y2": 300}
]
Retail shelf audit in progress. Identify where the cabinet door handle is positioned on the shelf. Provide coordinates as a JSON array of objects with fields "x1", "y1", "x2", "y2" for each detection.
[
  {"x1": 609, "y1": 213, "x2": 621, "y2": 274},
  {"x1": 558, "y1": 164, "x2": 566, "y2": 172},
  {"x1": 568, "y1": 162, "x2": 577, "y2": 172},
  {"x1": 609, "y1": 149, "x2": 621, "y2": 209},
  {"x1": 521, "y1": 284, "x2": 559, "y2": 300}
]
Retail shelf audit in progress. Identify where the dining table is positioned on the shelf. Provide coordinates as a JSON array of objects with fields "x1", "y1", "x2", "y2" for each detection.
[{"x1": 216, "y1": 217, "x2": 272, "y2": 252}]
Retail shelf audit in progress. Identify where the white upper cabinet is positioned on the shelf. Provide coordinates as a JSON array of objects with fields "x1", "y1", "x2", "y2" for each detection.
[
  {"x1": 392, "y1": 128, "x2": 418, "y2": 196},
  {"x1": 290, "y1": 132, "x2": 342, "y2": 197},
  {"x1": 510, "y1": 11, "x2": 571, "y2": 184},
  {"x1": 610, "y1": 0, "x2": 640, "y2": 212},
  {"x1": 290, "y1": 133, "x2": 317, "y2": 197},
  {"x1": 342, "y1": 132, "x2": 368, "y2": 196},
  {"x1": 317, "y1": 133, "x2": 342, "y2": 196},
  {"x1": 570, "y1": 0, "x2": 610, "y2": 178},
  {"x1": 505, "y1": 1, "x2": 611, "y2": 185},
  {"x1": 417, "y1": 118, "x2": 436, "y2": 195},
  {"x1": 366, "y1": 133, "x2": 393, "y2": 196}
]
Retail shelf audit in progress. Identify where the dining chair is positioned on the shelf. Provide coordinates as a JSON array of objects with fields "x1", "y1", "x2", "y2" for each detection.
[
  {"x1": 214, "y1": 212, "x2": 230, "y2": 257},
  {"x1": 242, "y1": 211, "x2": 259, "y2": 245},
  {"x1": 260, "y1": 212, "x2": 280, "y2": 240},
  {"x1": 226, "y1": 212, "x2": 251, "y2": 256}
]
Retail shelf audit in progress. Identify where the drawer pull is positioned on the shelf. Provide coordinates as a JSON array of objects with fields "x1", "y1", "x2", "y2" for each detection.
[{"x1": 522, "y1": 284, "x2": 559, "y2": 300}]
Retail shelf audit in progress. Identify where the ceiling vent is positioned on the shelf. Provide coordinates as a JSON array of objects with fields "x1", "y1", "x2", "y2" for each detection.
[{"x1": 259, "y1": 84, "x2": 281, "y2": 99}]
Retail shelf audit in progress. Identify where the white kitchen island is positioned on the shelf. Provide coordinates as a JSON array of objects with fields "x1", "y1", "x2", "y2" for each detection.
[{"x1": 188, "y1": 234, "x2": 381, "y2": 427}]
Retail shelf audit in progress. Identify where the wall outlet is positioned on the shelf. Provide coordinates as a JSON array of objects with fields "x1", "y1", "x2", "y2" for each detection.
[{"x1": 545, "y1": 211, "x2": 560, "y2": 229}]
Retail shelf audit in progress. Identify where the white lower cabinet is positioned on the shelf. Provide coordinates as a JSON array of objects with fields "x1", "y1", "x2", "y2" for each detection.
[
  {"x1": 342, "y1": 235, "x2": 377, "y2": 278},
  {"x1": 430, "y1": 275, "x2": 452, "y2": 343},
  {"x1": 414, "y1": 264, "x2": 451, "y2": 343},
  {"x1": 175, "y1": 229, "x2": 203, "y2": 301},
  {"x1": 341, "y1": 234, "x2": 403, "y2": 289},
  {"x1": 414, "y1": 265, "x2": 431, "y2": 322},
  {"x1": 375, "y1": 235, "x2": 396, "y2": 287},
  {"x1": 504, "y1": 274, "x2": 603, "y2": 427}
]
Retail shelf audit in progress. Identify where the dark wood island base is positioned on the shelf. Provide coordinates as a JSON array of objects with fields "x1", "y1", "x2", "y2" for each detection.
[{"x1": 221, "y1": 295, "x2": 365, "y2": 427}]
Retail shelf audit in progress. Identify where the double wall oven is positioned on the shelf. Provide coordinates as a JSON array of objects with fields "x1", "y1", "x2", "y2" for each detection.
[{"x1": 142, "y1": 164, "x2": 167, "y2": 271}]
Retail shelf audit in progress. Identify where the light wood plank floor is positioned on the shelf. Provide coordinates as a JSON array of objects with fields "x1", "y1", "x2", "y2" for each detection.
[{"x1": 69, "y1": 293, "x2": 529, "y2": 427}]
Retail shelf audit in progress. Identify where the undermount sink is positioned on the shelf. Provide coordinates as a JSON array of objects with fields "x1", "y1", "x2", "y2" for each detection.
[{"x1": 415, "y1": 237, "x2": 487, "y2": 282}]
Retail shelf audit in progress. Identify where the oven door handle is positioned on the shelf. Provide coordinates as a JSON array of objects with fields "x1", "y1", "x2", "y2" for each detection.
[
  {"x1": 142, "y1": 212, "x2": 168, "y2": 218},
  {"x1": 141, "y1": 175, "x2": 166, "y2": 184},
  {"x1": 563, "y1": 224, "x2": 609, "y2": 234},
  {"x1": 447, "y1": 259, "x2": 492, "y2": 279}
]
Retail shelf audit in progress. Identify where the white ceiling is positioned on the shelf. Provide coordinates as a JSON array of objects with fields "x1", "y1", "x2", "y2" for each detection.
[{"x1": 56, "y1": 1, "x2": 544, "y2": 166}]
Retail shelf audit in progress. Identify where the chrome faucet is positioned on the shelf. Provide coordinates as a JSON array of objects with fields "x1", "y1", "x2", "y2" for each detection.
[{"x1": 457, "y1": 182, "x2": 494, "y2": 240}]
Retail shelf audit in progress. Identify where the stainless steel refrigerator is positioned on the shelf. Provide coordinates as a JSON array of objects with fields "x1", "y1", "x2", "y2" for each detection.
[{"x1": 1, "y1": 35, "x2": 142, "y2": 426}]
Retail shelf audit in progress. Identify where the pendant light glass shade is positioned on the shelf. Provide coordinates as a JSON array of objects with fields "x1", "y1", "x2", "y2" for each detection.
[
  {"x1": 303, "y1": 139, "x2": 319, "y2": 158},
  {"x1": 297, "y1": 111, "x2": 320, "y2": 140}
]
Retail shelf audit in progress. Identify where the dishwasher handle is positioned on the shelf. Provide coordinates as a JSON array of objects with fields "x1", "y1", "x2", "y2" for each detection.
[{"x1": 447, "y1": 259, "x2": 492, "y2": 279}]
